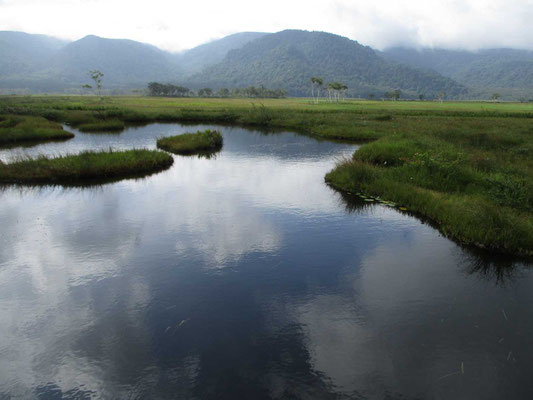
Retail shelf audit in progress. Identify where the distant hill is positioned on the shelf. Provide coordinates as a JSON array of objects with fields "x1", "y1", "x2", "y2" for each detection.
[
  {"x1": 3, "y1": 29, "x2": 532, "y2": 99},
  {"x1": 0, "y1": 31, "x2": 68, "y2": 76},
  {"x1": 382, "y1": 47, "x2": 533, "y2": 91},
  {"x1": 0, "y1": 32, "x2": 267, "y2": 92},
  {"x1": 176, "y1": 32, "x2": 268, "y2": 74},
  {"x1": 190, "y1": 30, "x2": 467, "y2": 98},
  {"x1": 44, "y1": 35, "x2": 182, "y2": 86}
]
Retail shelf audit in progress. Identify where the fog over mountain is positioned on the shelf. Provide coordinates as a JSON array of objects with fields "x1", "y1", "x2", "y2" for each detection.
[
  {"x1": 1, "y1": 29, "x2": 532, "y2": 99},
  {"x1": 381, "y1": 47, "x2": 533, "y2": 92},
  {"x1": 2, "y1": 0, "x2": 533, "y2": 53}
]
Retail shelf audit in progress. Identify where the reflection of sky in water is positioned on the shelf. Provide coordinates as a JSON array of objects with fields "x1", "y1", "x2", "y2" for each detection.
[{"x1": 0, "y1": 124, "x2": 532, "y2": 399}]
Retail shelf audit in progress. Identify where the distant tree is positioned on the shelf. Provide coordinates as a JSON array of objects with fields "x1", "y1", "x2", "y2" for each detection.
[
  {"x1": 258, "y1": 84, "x2": 267, "y2": 98},
  {"x1": 147, "y1": 82, "x2": 190, "y2": 97},
  {"x1": 491, "y1": 93, "x2": 501, "y2": 102},
  {"x1": 198, "y1": 88, "x2": 213, "y2": 97},
  {"x1": 438, "y1": 91, "x2": 446, "y2": 103},
  {"x1": 310, "y1": 77, "x2": 323, "y2": 103},
  {"x1": 147, "y1": 84, "x2": 286, "y2": 99},
  {"x1": 82, "y1": 84, "x2": 92, "y2": 95},
  {"x1": 368, "y1": 93, "x2": 375, "y2": 100},
  {"x1": 217, "y1": 88, "x2": 230, "y2": 97},
  {"x1": 340, "y1": 83, "x2": 348, "y2": 100},
  {"x1": 88, "y1": 70, "x2": 104, "y2": 96},
  {"x1": 326, "y1": 82, "x2": 347, "y2": 102},
  {"x1": 392, "y1": 89, "x2": 401, "y2": 101},
  {"x1": 246, "y1": 86, "x2": 259, "y2": 98},
  {"x1": 418, "y1": 94, "x2": 425, "y2": 101}
]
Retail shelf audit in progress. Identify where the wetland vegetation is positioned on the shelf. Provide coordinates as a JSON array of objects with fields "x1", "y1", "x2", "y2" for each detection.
[
  {"x1": 157, "y1": 129, "x2": 223, "y2": 155},
  {"x1": 0, "y1": 148, "x2": 173, "y2": 185},
  {"x1": 1, "y1": 95, "x2": 532, "y2": 255},
  {"x1": 0, "y1": 114, "x2": 74, "y2": 145}
]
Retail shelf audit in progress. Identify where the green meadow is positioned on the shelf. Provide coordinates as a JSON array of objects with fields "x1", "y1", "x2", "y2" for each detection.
[{"x1": 1, "y1": 95, "x2": 532, "y2": 255}]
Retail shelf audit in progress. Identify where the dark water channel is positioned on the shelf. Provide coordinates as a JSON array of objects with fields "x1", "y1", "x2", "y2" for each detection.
[{"x1": 0, "y1": 124, "x2": 532, "y2": 399}]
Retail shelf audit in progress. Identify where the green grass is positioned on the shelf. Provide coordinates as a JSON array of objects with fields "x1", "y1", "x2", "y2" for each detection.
[
  {"x1": 157, "y1": 129, "x2": 223, "y2": 155},
  {"x1": 0, "y1": 149, "x2": 174, "y2": 185},
  {"x1": 0, "y1": 114, "x2": 74, "y2": 145},
  {"x1": 1, "y1": 95, "x2": 533, "y2": 255},
  {"x1": 77, "y1": 119, "x2": 125, "y2": 133}
]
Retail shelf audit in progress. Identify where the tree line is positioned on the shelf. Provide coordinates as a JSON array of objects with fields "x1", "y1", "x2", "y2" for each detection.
[
  {"x1": 147, "y1": 83, "x2": 287, "y2": 98},
  {"x1": 310, "y1": 77, "x2": 348, "y2": 103}
]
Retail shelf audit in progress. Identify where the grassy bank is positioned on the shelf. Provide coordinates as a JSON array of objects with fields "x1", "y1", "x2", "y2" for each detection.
[
  {"x1": 325, "y1": 125, "x2": 533, "y2": 255},
  {"x1": 1, "y1": 95, "x2": 533, "y2": 255},
  {"x1": 157, "y1": 129, "x2": 223, "y2": 155},
  {"x1": 0, "y1": 149, "x2": 174, "y2": 185},
  {"x1": 0, "y1": 114, "x2": 74, "y2": 145}
]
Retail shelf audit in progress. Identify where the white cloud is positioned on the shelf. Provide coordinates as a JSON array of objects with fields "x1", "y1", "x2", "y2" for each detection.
[{"x1": 1, "y1": 0, "x2": 533, "y2": 51}]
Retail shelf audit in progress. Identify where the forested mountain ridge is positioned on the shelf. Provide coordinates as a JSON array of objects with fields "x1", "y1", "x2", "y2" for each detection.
[
  {"x1": 382, "y1": 47, "x2": 533, "y2": 90},
  {"x1": 175, "y1": 32, "x2": 268, "y2": 74},
  {"x1": 2, "y1": 29, "x2": 531, "y2": 98},
  {"x1": 0, "y1": 33, "x2": 183, "y2": 92},
  {"x1": 189, "y1": 30, "x2": 467, "y2": 98},
  {"x1": 45, "y1": 35, "x2": 182, "y2": 86},
  {"x1": 0, "y1": 31, "x2": 268, "y2": 92}
]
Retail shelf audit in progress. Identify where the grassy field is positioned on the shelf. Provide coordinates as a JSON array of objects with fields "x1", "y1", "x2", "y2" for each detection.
[
  {"x1": 0, "y1": 114, "x2": 74, "y2": 145},
  {"x1": 1, "y1": 95, "x2": 532, "y2": 255},
  {"x1": 157, "y1": 129, "x2": 223, "y2": 155},
  {"x1": 0, "y1": 149, "x2": 174, "y2": 185}
]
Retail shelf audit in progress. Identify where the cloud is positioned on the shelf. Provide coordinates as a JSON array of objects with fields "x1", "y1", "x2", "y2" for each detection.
[
  {"x1": 334, "y1": 0, "x2": 533, "y2": 50},
  {"x1": 1, "y1": 0, "x2": 533, "y2": 51}
]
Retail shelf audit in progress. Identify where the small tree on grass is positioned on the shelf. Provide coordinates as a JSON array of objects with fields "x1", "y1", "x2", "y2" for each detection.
[
  {"x1": 217, "y1": 88, "x2": 230, "y2": 97},
  {"x1": 492, "y1": 93, "x2": 501, "y2": 102},
  {"x1": 310, "y1": 77, "x2": 323, "y2": 104},
  {"x1": 82, "y1": 84, "x2": 92, "y2": 94},
  {"x1": 88, "y1": 70, "x2": 104, "y2": 96},
  {"x1": 198, "y1": 88, "x2": 213, "y2": 97},
  {"x1": 326, "y1": 82, "x2": 347, "y2": 102},
  {"x1": 392, "y1": 89, "x2": 401, "y2": 101}
]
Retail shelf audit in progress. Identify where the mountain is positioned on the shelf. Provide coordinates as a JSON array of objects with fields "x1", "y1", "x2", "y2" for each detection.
[
  {"x1": 0, "y1": 31, "x2": 267, "y2": 92},
  {"x1": 382, "y1": 47, "x2": 533, "y2": 90},
  {"x1": 0, "y1": 31, "x2": 68, "y2": 76},
  {"x1": 189, "y1": 30, "x2": 467, "y2": 98},
  {"x1": 43, "y1": 35, "x2": 182, "y2": 86},
  {"x1": 0, "y1": 34, "x2": 184, "y2": 92},
  {"x1": 176, "y1": 32, "x2": 268, "y2": 74}
]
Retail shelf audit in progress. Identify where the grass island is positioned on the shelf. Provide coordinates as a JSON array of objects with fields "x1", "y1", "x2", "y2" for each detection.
[
  {"x1": 157, "y1": 129, "x2": 223, "y2": 155},
  {"x1": 0, "y1": 149, "x2": 174, "y2": 185},
  {"x1": 0, "y1": 115, "x2": 74, "y2": 145}
]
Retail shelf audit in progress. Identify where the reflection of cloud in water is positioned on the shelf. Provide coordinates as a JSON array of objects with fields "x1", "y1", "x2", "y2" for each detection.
[
  {"x1": 291, "y1": 227, "x2": 533, "y2": 398},
  {"x1": 6, "y1": 124, "x2": 523, "y2": 398},
  {"x1": 294, "y1": 294, "x2": 394, "y2": 398},
  {"x1": 0, "y1": 189, "x2": 153, "y2": 397}
]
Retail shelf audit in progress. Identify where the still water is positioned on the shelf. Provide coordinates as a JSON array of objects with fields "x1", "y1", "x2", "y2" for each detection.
[{"x1": 0, "y1": 124, "x2": 532, "y2": 399}]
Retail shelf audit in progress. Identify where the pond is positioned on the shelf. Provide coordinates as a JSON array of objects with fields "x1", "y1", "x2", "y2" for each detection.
[{"x1": 0, "y1": 124, "x2": 532, "y2": 399}]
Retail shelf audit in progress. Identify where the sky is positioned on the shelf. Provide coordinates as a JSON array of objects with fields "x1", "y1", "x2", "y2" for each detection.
[{"x1": 1, "y1": 0, "x2": 533, "y2": 52}]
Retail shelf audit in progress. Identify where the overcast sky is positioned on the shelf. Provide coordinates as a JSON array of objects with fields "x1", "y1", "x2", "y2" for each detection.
[{"x1": 1, "y1": 0, "x2": 532, "y2": 52}]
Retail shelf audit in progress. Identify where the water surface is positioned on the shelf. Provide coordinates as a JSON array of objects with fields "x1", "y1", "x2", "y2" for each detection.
[{"x1": 0, "y1": 124, "x2": 532, "y2": 399}]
